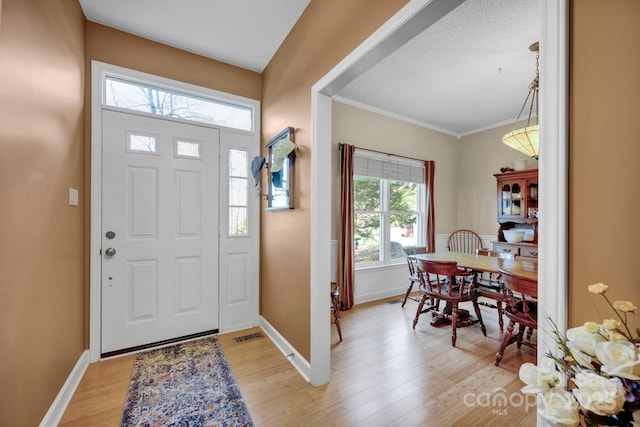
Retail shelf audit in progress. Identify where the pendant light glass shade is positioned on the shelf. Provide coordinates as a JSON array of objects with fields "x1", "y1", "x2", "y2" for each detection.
[
  {"x1": 502, "y1": 124, "x2": 539, "y2": 158},
  {"x1": 503, "y1": 42, "x2": 540, "y2": 159}
]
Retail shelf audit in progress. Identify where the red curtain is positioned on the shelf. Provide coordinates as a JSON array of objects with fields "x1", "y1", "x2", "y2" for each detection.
[
  {"x1": 425, "y1": 160, "x2": 436, "y2": 253},
  {"x1": 337, "y1": 144, "x2": 355, "y2": 310}
]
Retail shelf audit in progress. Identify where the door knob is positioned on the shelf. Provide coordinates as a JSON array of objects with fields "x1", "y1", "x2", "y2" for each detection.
[{"x1": 105, "y1": 247, "x2": 116, "y2": 257}]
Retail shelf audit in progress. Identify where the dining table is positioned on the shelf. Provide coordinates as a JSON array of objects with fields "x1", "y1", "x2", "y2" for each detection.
[
  {"x1": 410, "y1": 251, "x2": 538, "y2": 281},
  {"x1": 408, "y1": 251, "x2": 538, "y2": 327}
]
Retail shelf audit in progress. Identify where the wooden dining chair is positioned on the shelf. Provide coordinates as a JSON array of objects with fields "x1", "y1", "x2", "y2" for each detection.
[
  {"x1": 447, "y1": 229, "x2": 483, "y2": 254},
  {"x1": 413, "y1": 259, "x2": 486, "y2": 347},
  {"x1": 402, "y1": 246, "x2": 427, "y2": 307},
  {"x1": 474, "y1": 249, "x2": 518, "y2": 331},
  {"x1": 330, "y1": 282, "x2": 342, "y2": 342},
  {"x1": 494, "y1": 269, "x2": 537, "y2": 366},
  {"x1": 475, "y1": 248, "x2": 495, "y2": 283}
]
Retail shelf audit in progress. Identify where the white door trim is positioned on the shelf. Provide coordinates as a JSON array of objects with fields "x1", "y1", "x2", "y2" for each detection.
[
  {"x1": 310, "y1": 0, "x2": 568, "y2": 406},
  {"x1": 89, "y1": 61, "x2": 260, "y2": 362}
]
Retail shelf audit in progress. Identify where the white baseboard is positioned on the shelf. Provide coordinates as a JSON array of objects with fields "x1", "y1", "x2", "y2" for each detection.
[
  {"x1": 259, "y1": 316, "x2": 311, "y2": 382},
  {"x1": 354, "y1": 286, "x2": 407, "y2": 305},
  {"x1": 40, "y1": 350, "x2": 90, "y2": 427}
]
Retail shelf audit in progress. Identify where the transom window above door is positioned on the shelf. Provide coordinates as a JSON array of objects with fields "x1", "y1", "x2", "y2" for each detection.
[{"x1": 104, "y1": 76, "x2": 253, "y2": 132}]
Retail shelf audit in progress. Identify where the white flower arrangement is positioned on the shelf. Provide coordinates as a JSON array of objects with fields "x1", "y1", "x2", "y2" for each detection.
[{"x1": 519, "y1": 284, "x2": 640, "y2": 426}]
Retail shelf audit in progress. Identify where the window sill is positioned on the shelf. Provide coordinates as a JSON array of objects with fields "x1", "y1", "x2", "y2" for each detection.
[{"x1": 355, "y1": 262, "x2": 405, "y2": 272}]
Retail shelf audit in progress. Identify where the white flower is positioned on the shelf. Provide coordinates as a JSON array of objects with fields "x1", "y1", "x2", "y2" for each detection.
[
  {"x1": 537, "y1": 386, "x2": 580, "y2": 427},
  {"x1": 595, "y1": 340, "x2": 640, "y2": 380},
  {"x1": 520, "y1": 283, "x2": 640, "y2": 425},
  {"x1": 583, "y1": 321, "x2": 600, "y2": 333},
  {"x1": 610, "y1": 331, "x2": 630, "y2": 342},
  {"x1": 613, "y1": 300, "x2": 637, "y2": 312},
  {"x1": 519, "y1": 362, "x2": 559, "y2": 394},
  {"x1": 572, "y1": 372, "x2": 626, "y2": 416},
  {"x1": 588, "y1": 282, "x2": 608, "y2": 294},
  {"x1": 602, "y1": 318, "x2": 621, "y2": 331},
  {"x1": 566, "y1": 325, "x2": 607, "y2": 357}
]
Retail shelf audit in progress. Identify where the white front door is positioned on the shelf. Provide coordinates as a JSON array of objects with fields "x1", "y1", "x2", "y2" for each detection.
[{"x1": 101, "y1": 110, "x2": 220, "y2": 354}]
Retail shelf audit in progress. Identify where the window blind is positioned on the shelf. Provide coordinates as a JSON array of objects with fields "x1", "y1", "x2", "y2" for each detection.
[{"x1": 353, "y1": 151, "x2": 424, "y2": 184}]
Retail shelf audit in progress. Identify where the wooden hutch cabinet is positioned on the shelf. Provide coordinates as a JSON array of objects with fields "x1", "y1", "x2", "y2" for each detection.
[{"x1": 493, "y1": 169, "x2": 538, "y2": 258}]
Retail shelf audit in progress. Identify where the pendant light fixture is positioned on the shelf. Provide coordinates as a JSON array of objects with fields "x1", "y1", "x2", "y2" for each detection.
[{"x1": 502, "y1": 42, "x2": 539, "y2": 159}]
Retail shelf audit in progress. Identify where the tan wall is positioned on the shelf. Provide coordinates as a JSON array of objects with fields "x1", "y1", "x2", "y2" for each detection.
[
  {"x1": 261, "y1": 0, "x2": 409, "y2": 360},
  {"x1": 331, "y1": 103, "x2": 540, "y2": 240},
  {"x1": 85, "y1": 22, "x2": 262, "y2": 102},
  {"x1": 331, "y1": 101, "x2": 459, "y2": 238},
  {"x1": 458, "y1": 124, "x2": 538, "y2": 235},
  {"x1": 0, "y1": 0, "x2": 86, "y2": 425},
  {"x1": 0, "y1": 11, "x2": 262, "y2": 425},
  {"x1": 569, "y1": 0, "x2": 640, "y2": 333}
]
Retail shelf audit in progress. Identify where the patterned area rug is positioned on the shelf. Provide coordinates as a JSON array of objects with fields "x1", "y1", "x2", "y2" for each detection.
[{"x1": 121, "y1": 336, "x2": 254, "y2": 426}]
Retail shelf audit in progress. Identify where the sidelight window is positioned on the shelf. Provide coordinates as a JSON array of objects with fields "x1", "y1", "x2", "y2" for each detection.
[{"x1": 228, "y1": 148, "x2": 249, "y2": 236}]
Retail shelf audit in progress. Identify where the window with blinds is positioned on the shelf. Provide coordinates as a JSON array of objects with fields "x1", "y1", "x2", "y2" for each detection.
[
  {"x1": 353, "y1": 153, "x2": 425, "y2": 184},
  {"x1": 353, "y1": 150, "x2": 425, "y2": 266}
]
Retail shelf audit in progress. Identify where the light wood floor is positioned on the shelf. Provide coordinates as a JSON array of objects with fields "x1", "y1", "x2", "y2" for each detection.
[{"x1": 60, "y1": 295, "x2": 537, "y2": 426}]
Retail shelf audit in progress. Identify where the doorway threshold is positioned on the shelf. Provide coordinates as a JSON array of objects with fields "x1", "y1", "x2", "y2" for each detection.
[{"x1": 101, "y1": 329, "x2": 219, "y2": 359}]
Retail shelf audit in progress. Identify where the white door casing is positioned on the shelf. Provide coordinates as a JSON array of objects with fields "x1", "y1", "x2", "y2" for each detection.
[
  {"x1": 101, "y1": 110, "x2": 219, "y2": 354},
  {"x1": 90, "y1": 61, "x2": 261, "y2": 361}
]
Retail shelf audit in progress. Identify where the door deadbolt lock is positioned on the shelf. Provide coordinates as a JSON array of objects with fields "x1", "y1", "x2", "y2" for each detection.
[
  {"x1": 105, "y1": 247, "x2": 116, "y2": 257},
  {"x1": 106, "y1": 231, "x2": 116, "y2": 239}
]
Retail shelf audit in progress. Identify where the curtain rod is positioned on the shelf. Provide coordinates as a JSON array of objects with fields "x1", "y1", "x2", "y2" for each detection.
[{"x1": 337, "y1": 142, "x2": 426, "y2": 163}]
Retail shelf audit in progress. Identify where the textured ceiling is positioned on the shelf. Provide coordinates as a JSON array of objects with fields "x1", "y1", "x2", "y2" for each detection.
[
  {"x1": 79, "y1": 0, "x2": 540, "y2": 137},
  {"x1": 337, "y1": 0, "x2": 540, "y2": 136}
]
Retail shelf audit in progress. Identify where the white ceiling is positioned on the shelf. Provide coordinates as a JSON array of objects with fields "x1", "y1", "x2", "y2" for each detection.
[
  {"x1": 79, "y1": 0, "x2": 312, "y2": 73},
  {"x1": 337, "y1": 0, "x2": 540, "y2": 137},
  {"x1": 79, "y1": 0, "x2": 540, "y2": 137}
]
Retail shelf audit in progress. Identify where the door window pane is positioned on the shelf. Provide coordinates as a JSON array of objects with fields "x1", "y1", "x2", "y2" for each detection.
[
  {"x1": 127, "y1": 133, "x2": 157, "y2": 153},
  {"x1": 175, "y1": 139, "x2": 201, "y2": 158}
]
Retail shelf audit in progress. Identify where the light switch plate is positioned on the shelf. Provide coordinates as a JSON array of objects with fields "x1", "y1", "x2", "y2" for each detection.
[{"x1": 69, "y1": 187, "x2": 79, "y2": 206}]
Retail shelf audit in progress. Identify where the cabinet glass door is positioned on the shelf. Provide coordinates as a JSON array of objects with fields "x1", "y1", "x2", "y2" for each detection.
[
  {"x1": 527, "y1": 182, "x2": 538, "y2": 218},
  {"x1": 501, "y1": 182, "x2": 523, "y2": 217}
]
